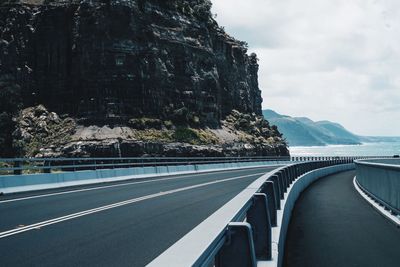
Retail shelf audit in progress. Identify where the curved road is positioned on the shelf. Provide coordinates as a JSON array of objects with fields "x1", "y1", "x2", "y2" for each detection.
[
  {"x1": 0, "y1": 166, "x2": 278, "y2": 266},
  {"x1": 285, "y1": 170, "x2": 400, "y2": 267}
]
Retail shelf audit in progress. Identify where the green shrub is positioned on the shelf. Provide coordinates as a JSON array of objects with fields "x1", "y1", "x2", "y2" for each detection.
[
  {"x1": 164, "y1": 120, "x2": 174, "y2": 129},
  {"x1": 173, "y1": 127, "x2": 218, "y2": 145},
  {"x1": 135, "y1": 129, "x2": 172, "y2": 142},
  {"x1": 173, "y1": 127, "x2": 199, "y2": 144},
  {"x1": 128, "y1": 117, "x2": 163, "y2": 130}
]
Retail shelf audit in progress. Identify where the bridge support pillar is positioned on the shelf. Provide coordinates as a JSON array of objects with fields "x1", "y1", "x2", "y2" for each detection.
[{"x1": 215, "y1": 222, "x2": 257, "y2": 267}]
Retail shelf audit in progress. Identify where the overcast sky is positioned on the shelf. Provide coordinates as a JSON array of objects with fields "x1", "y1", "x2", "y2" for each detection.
[{"x1": 212, "y1": 0, "x2": 400, "y2": 136}]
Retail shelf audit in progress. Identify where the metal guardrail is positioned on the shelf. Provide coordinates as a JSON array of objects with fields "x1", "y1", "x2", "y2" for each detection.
[
  {"x1": 0, "y1": 156, "x2": 291, "y2": 176},
  {"x1": 148, "y1": 159, "x2": 353, "y2": 267},
  {"x1": 355, "y1": 158, "x2": 400, "y2": 216},
  {"x1": 0, "y1": 155, "x2": 389, "y2": 176},
  {"x1": 290, "y1": 156, "x2": 393, "y2": 161}
]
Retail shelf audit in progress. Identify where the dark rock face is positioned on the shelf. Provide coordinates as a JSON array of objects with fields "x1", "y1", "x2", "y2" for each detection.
[
  {"x1": 0, "y1": 0, "x2": 287, "y2": 157},
  {"x1": 1, "y1": 0, "x2": 261, "y2": 124}
]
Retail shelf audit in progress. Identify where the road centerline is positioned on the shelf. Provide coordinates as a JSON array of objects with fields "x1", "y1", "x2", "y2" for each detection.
[{"x1": 0, "y1": 172, "x2": 266, "y2": 239}]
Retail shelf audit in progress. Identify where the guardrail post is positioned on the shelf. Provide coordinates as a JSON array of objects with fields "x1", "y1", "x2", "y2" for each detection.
[
  {"x1": 267, "y1": 176, "x2": 281, "y2": 210},
  {"x1": 259, "y1": 183, "x2": 277, "y2": 227},
  {"x1": 291, "y1": 166, "x2": 296, "y2": 182},
  {"x1": 43, "y1": 160, "x2": 51, "y2": 173},
  {"x1": 293, "y1": 165, "x2": 299, "y2": 179},
  {"x1": 275, "y1": 172, "x2": 285, "y2": 199},
  {"x1": 284, "y1": 169, "x2": 290, "y2": 191},
  {"x1": 307, "y1": 162, "x2": 312, "y2": 172},
  {"x1": 283, "y1": 169, "x2": 290, "y2": 189},
  {"x1": 296, "y1": 164, "x2": 301, "y2": 176},
  {"x1": 288, "y1": 166, "x2": 294, "y2": 183},
  {"x1": 299, "y1": 163, "x2": 304, "y2": 175},
  {"x1": 294, "y1": 164, "x2": 299, "y2": 178},
  {"x1": 215, "y1": 222, "x2": 257, "y2": 267},
  {"x1": 13, "y1": 160, "x2": 22, "y2": 175},
  {"x1": 303, "y1": 163, "x2": 308, "y2": 172},
  {"x1": 281, "y1": 169, "x2": 288, "y2": 189},
  {"x1": 247, "y1": 193, "x2": 272, "y2": 260}
]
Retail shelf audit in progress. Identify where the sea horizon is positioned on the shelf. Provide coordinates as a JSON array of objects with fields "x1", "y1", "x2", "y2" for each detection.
[{"x1": 289, "y1": 142, "x2": 400, "y2": 157}]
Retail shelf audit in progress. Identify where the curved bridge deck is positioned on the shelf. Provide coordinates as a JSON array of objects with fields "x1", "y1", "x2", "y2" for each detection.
[{"x1": 284, "y1": 170, "x2": 400, "y2": 267}]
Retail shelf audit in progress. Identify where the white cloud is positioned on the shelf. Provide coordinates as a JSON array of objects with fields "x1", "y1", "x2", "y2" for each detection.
[{"x1": 212, "y1": 0, "x2": 400, "y2": 136}]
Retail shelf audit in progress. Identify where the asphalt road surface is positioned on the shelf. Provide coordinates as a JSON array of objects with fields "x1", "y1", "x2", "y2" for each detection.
[
  {"x1": 0, "y1": 166, "x2": 278, "y2": 267},
  {"x1": 284, "y1": 170, "x2": 400, "y2": 267}
]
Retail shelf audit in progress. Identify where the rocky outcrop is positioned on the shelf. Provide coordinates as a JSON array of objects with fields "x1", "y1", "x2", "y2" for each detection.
[
  {"x1": 1, "y1": 0, "x2": 288, "y2": 157},
  {"x1": 13, "y1": 105, "x2": 76, "y2": 156},
  {"x1": 13, "y1": 105, "x2": 288, "y2": 157}
]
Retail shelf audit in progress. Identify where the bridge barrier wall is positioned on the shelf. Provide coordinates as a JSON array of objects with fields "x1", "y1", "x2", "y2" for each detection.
[
  {"x1": 355, "y1": 159, "x2": 400, "y2": 215},
  {"x1": 0, "y1": 160, "x2": 290, "y2": 194},
  {"x1": 148, "y1": 162, "x2": 355, "y2": 267}
]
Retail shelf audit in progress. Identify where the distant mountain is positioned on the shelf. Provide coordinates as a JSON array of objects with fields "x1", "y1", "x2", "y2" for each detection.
[
  {"x1": 359, "y1": 136, "x2": 400, "y2": 143},
  {"x1": 263, "y1": 109, "x2": 362, "y2": 146}
]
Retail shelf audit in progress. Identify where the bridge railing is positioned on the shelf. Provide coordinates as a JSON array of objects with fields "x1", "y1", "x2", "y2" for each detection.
[
  {"x1": 0, "y1": 156, "x2": 291, "y2": 176},
  {"x1": 0, "y1": 155, "x2": 387, "y2": 176},
  {"x1": 290, "y1": 156, "x2": 393, "y2": 162},
  {"x1": 148, "y1": 159, "x2": 354, "y2": 267},
  {"x1": 0, "y1": 155, "x2": 392, "y2": 176},
  {"x1": 0, "y1": 156, "x2": 392, "y2": 175},
  {"x1": 355, "y1": 158, "x2": 400, "y2": 216}
]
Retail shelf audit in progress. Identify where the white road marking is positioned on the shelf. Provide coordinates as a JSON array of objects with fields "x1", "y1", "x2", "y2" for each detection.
[
  {"x1": 0, "y1": 167, "x2": 274, "y2": 204},
  {"x1": 0, "y1": 172, "x2": 265, "y2": 239}
]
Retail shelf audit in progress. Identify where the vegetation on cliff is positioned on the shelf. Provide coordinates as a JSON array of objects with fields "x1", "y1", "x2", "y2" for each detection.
[{"x1": 13, "y1": 105, "x2": 287, "y2": 157}]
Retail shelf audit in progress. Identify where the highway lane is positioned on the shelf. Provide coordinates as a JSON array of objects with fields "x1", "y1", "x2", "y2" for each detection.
[
  {"x1": 284, "y1": 170, "x2": 400, "y2": 267},
  {"x1": 0, "y1": 166, "x2": 279, "y2": 266}
]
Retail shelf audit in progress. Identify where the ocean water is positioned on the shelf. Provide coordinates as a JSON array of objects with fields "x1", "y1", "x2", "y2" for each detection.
[{"x1": 290, "y1": 142, "x2": 400, "y2": 157}]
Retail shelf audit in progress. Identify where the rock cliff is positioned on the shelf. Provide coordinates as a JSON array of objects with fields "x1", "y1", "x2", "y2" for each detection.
[{"x1": 0, "y1": 0, "x2": 288, "y2": 157}]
